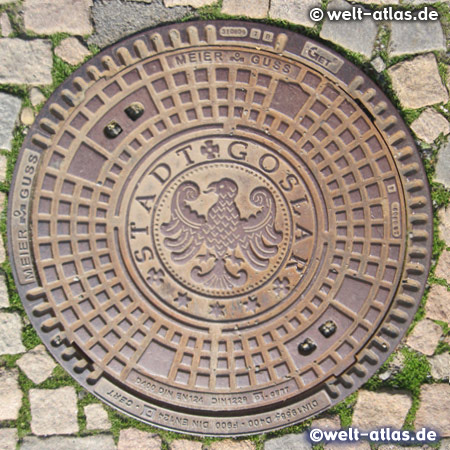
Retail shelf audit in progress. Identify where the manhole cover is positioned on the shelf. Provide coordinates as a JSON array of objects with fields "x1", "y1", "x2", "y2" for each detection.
[{"x1": 9, "y1": 21, "x2": 432, "y2": 436}]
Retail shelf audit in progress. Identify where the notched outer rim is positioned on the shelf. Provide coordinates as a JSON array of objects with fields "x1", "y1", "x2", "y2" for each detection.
[{"x1": 7, "y1": 20, "x2": 433, "y2": 436}]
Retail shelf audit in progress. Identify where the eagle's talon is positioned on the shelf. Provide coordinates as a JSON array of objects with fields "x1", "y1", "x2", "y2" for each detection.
[
  {"x1": 197, "y1": 251, "x2": 216, "y2": 264},
  {"x1": 227, "y1": 251, "x2": 244, "y2": 267}
]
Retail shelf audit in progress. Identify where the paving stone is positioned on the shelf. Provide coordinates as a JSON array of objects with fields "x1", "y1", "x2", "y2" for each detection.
[
  {"x1": 388, "y1": 54, "x2": 448, "y2": 109},
  {"x1": 20, "y1": 106, "x2": 35, "y2": 126},
  {"x1": 406, "y1": 319, "x2": 442, "y2": 356},
  {"x1": 0, "y1": 153, "x2": 6, "y2": 184},
  {"x1": 425, "y1": 284, "x2": 450, "y2": 322},
  {"x1": 24, "y1": 0, "x2": 93, "y2": 35},
  {"x1": 320, "y1": 0, "x2": 378, "y2": 58},
  {"x1": 378, "y1": 351, "x2": 406, "y2": 381},
  {"x1": 269, "y1": 0, "x2": 321, "y2": 27},
  {"x1": 415, "y1": 384, "x2": 450, "y2": 437},
  {"x1": 378, "y1": 370, "x2": 392, "y2": 381},
  {"x1": 21, "y1": 435, "x2": 116, "y2": 450},
  {"x1": 388, "y1": 18, "x2": 445, "y2": 57},
  {"x1": 390, "y1": 351, "x2": 405, "y2": 370},
  {"x1": 164, "y1": 0, "x2": 215, "y2": 6},
  {"x1": 264, "y1": 433, "x2": 312, "y2": 450},
  {"x1": 0, "y1": 12, "x2": 12, "y2": 37},
  {"x1": 378, "y1": 446, "x2": 431, "y2": 450},
  {"x1": 352, "y1": 390, "x2": 412, "y2": 430},
  {"x1": 0, "y1": 39, "x2": 52, "y2": 86},
  {"x1": 439, "y1": 207, "x2": 450, "y2": 246},
  {"x1": 170, "y1": 439, "x2": 202, "y2": 450},
  {"x1": 358, "y1": 0, "x2": 399, "y2": 3},
  {"x1": 88, "y1": 0, "x2": 191, "y2": 48},
  {"x1": 411, "y1": 109, "x2": 450, "y2": 144},
  {"x1": 17, "y1": 344, "x2": 56, "y2": 384},
  {"x1": 30, "y1": 386, "x2": 79, "y2": 435},
  {"x1": 371, "y1": 56, "x2": 386, "y2": 73},
  {"x1": 436, "y1": 141, "x2": 450, "y2": 189},
  {"x1": 0, "y1": 368, "x2": 22, "y2": 420},
  {"x1": 221, "y1": 0, "x2": 269, "y2": 18},
  {"x1": 210, "y1": 440, "x2": 256, "y2": 450},
  {"x1": 326, "y1": 441, "x2": 371, "y2": 450},
  {"x1": 435, "y1": 250, "x2": 450, "y2": 280},
  {"x1": 0, "y1": 312, "x2": 25, "y2": 354},
  {"x1": 311, "y1": 415, "x2": 340, "y2": 430},
  {"x1": 30, "y1": 88, "x2": 46, "y2": 107},
  {"x1": 0, "y1": 92, "x2": 21, "y2": 150},
  {"x1": 85, "y1": 403, "x2": 111, "y2": 430},
  {"x1": 55, "y1": 37, "x2": 91, "y2": 66},
  {"x1": 428, "y1": 352, "x2": 450, "y2": 379},
  {"x1": 425, "y1": 284, "x2": 450, "y2": 323},
  {"x1": 0, "y1": 428, "x2": 17, "y2": 450},
  {"x1": 117, "y1": 428, "x2": 162, "y2": 450},
  {"x1": 0, "y1": 271, "x2": 8, "y2": 308}
]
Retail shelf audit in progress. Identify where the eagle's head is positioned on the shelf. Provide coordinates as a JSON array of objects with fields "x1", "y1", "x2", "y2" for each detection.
[{"x1": 205, "y1": 178, "x2": 238, "y2": 199}]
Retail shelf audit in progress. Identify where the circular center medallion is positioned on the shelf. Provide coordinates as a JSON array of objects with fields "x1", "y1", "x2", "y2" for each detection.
[
  {"x1": 153, "y1": 160, "x2": 291, "y2": 298},
  {"x1": 123, "y1": 135, "x2": 318, "y2": 321},
  {"x1": 8, "y1": 21, "x2": 432, "y2": 437}
]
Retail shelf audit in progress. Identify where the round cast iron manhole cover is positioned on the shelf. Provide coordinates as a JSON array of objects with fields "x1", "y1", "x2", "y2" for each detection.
[{"x1": 9, "y1": 21, "x2": 432, "y2": 436}]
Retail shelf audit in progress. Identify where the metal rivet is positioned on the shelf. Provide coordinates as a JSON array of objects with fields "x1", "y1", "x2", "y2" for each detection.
[
  {"x1": 319, "y1": 320, "x2": 337, "y2": 338},
  {"x1": 104, "y1": 121, "x2": 122, "y2": 138},
  {"x1": 298, "y1": 338, "x2": 317, "y2": 356},
  {"x1": 125, "y1": 102, "x2": 144, "y2": 121}
]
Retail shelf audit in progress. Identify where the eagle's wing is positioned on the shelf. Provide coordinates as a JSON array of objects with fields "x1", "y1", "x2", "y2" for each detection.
[
  {"x1": 160, "y1": 181, "x2": 206, "y2": 264},
  {"x1": 239, "y1": 187, "x2": 282, "y2": 270}
]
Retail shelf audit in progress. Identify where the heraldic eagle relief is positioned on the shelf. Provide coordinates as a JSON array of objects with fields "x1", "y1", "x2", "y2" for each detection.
[{"x1": 161, "y1": 176, "x2": 282, "y2": 290}]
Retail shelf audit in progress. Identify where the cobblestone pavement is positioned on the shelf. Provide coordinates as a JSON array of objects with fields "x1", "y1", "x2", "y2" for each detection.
[{"x1": 0, "y1": 0, "x2": 449, "y2": 449}]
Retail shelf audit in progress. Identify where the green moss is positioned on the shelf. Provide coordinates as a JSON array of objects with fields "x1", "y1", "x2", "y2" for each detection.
[
  {"x1": 433, "y1": 2, "x2": 450, "y2": 28},
  {"x1": 196, "y1": 0, "x2": 226, "y2": 21},
  {"x1": 434, "y1": 320, "x2": 449, "y2": 336},
  {"x1": 49, "y1": 32, "x2": 72, "y2": 47},
  {"x1": 376, "y1": 25, "x2": 390, "y2": 65},
  {"x1": 362, "y1": 348, "x2": 430, "y2": 429},
  {"x1": 21, "y1": 324, "x2": 41, "y2": 351},
  {"x1": 16, "y1": 372, "x2": 33, "y2": 438},
  {"x1": 0, "y1": 354, "x2": 21, "y2": 368},
  {"x1": 438, "y1": 61, "x2": 448, "y2": 85},
  {"x1": 391, "y1": 348, "x2": 430, "y2": 394},
  {"x1": 401, "y1": 108, "x2": 424, "y2": 126},
  {"x1": 87, "y1": 43, "x2": 101, "y2": 57},
  {"x1": 325, "y1": 393, "x2": 356, "y2": 427},
  {"x1": 432, "y1": 183, "x2": 450, "y2": 208},
  {"x1": 434, "y1": 340, "x2": 450, "y2": 355},
  {"x1": 40, "y1": 57, "x2": 78, "y2": 98},
  {"x1": 40, "y1": 37, "x2": 92, "y2": 99}
]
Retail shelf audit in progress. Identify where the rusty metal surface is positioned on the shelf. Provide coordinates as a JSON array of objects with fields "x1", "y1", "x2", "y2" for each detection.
[{"x1": 8, "y1": 21, "x2": 432, "y2": 436}]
